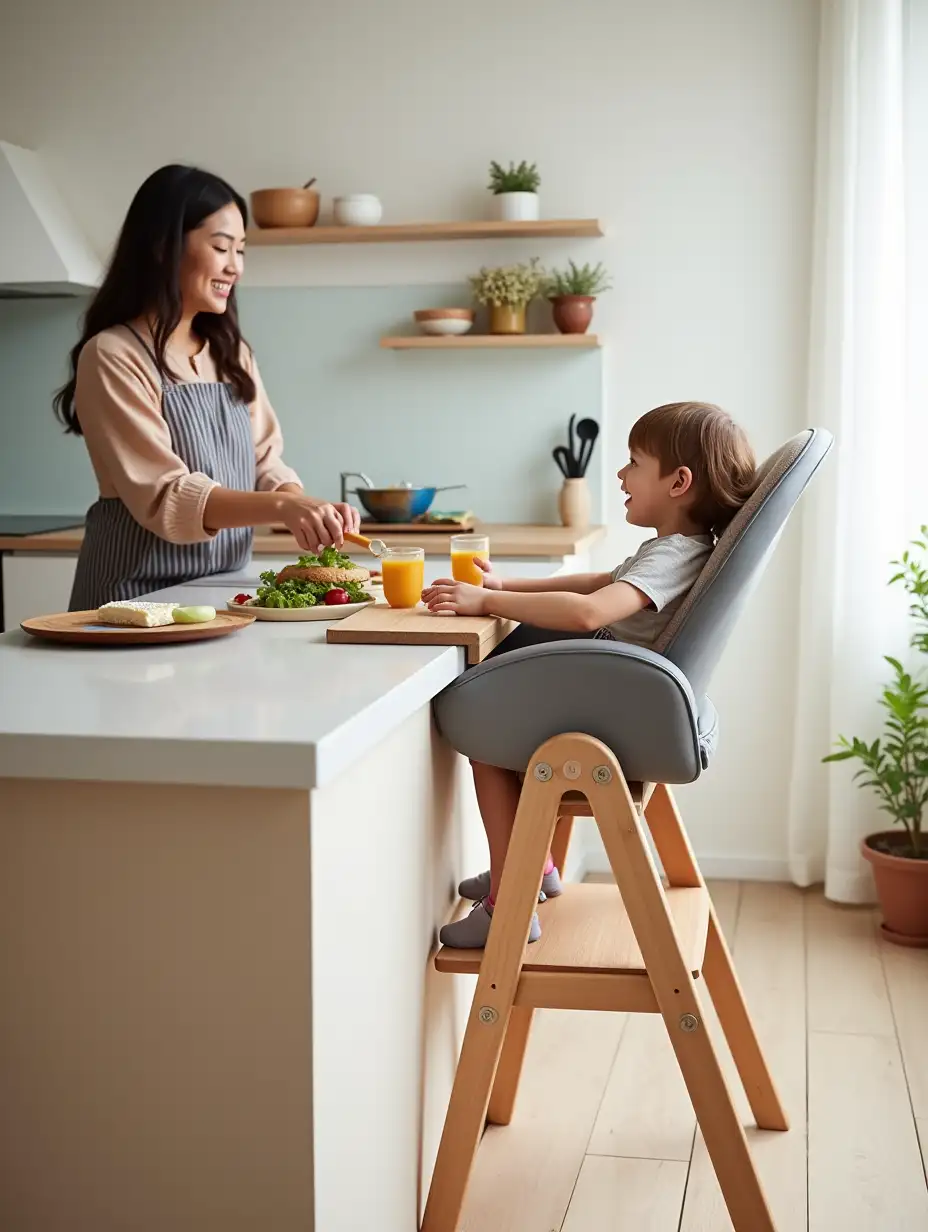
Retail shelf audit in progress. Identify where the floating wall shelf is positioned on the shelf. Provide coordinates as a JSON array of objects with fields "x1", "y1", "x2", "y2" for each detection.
[
  {"x1": 247, "y1": 219, "x2": 604, "y2": 246},
  {"x1": 380, "y1": 335, "x2": 601, "y2": 351}
]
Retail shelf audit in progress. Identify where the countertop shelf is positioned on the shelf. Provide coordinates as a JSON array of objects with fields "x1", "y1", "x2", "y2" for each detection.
[
  {"x1": 380, "y1": 334, "x2": 601, "y2": 350},
  {"x1": 246, "y1": 218, "x2": 604, "y2": 246}
]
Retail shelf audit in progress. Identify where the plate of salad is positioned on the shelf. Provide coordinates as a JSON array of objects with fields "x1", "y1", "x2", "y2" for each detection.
[{"x1": 227, "y1": 548, "x2": 377, "y2": 621}]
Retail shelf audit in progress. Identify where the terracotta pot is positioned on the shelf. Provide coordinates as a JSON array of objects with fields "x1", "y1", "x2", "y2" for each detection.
[
  {"x1": 861, "y1": 831, "x2": 928, "y2": 946},
  {"x1": 489, "y1": 303, "x2": 527, "y2": 334},
  {"x1": 558, "y1": 478, "x2": 591, "y2": 528},
  {"x1": 551, "y1": 295, "x2": 595, "y2": 335},
  {"x1": 250, "y1": 188, "x2": 320, "y2": 229}
]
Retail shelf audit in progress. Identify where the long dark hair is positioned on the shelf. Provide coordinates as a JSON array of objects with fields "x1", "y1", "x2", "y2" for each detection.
[{"x1": 54, "y1": 164, "x2": 255, "y2": 434}]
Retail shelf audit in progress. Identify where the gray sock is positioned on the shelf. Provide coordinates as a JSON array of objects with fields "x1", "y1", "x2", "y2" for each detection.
[
  {"x1": 457, "y1": 866, "x2": 564, "y2": 903},
  {"x1": 439, "y1": 899, "x2": 541, "y2": 949}
]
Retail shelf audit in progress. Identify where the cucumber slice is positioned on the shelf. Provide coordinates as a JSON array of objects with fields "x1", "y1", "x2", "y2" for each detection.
[{"x1": 172, "y1": 605, "x2": 217, "y2": 624}]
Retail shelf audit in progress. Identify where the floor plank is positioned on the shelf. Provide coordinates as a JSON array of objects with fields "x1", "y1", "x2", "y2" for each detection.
[
  {"x1": 805, "y1": 896, "x2": 895, "y2": 1036},
  {"x1": 679, "y1": 883, "x2": 808, "y2": 1232},
  {"x1": 880, "y1": 939, "x2": 928, "y2": 1119},
  {"x1": 808, "y1": 1031, "x2": 928, "y2": 1230},
  {"x1": 459, "y1": 1008, "x2": 624, "y2": 1232},
  {"x1": 587, "y1": 1013, "x2": 695, "y2": 1160},
  {"x1": 561, "y1": 1155, "x2": 688, "y2": 1231},
  {"x1": 585, "y1": 881, "x2": 740, "y2": 1163}
]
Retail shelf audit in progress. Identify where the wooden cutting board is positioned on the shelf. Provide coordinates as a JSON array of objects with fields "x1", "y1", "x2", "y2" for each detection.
[{"x1": 325, "y1": 603, "x2": 515, "y2": 664}]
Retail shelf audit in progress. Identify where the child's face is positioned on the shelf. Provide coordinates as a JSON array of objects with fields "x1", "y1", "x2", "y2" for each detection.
[{"x1": 617, "y1": 450, "x2": 693, "y2": 528}]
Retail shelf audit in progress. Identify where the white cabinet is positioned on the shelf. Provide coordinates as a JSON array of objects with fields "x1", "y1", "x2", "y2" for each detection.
[{"x1": 2, "y1": 555, "x2": 78, "y2": 630}]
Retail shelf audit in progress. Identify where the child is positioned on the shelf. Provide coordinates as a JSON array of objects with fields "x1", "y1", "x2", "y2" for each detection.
[{"x1": 423, "y1": 401, "x2": 757, "y2": 949}]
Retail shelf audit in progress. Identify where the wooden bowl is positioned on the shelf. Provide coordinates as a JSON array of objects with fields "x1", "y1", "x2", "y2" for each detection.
[
  {"x1": 250, "y1": 188, "x2": 320, "y2": 229},
  {"x1": 414, "y1": 308, "x2": 474, "y2": 337}
]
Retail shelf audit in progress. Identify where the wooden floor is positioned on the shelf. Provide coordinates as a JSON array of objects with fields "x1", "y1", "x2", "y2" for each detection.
[{"x1": 457, "y1": 881, "x2": 928, "y2": 1231}]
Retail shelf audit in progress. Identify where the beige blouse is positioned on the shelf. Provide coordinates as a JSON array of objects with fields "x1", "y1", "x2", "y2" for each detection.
[{"x1": 74, "y1": 325, "x2": 301, "y2": 543}]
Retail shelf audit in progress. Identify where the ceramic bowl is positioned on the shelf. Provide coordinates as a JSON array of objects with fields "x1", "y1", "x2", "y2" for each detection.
[
  {"x1": 333, "y1": 194, "x2": 383, "y2": 226},
  {"x1": 414, "y1": 308, "x2": 474, "y2": 337},
  {"x1": 250, "y1": 188, "x2": 320, "y2": 228}
]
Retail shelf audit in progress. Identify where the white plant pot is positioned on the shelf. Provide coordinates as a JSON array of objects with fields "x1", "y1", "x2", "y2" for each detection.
[
  {"x1": 494, "y1": 192, "x2": 540, "y2": 222},
  {"x1": 333, "y1": 194, "x2": 383, "y2": 226}
]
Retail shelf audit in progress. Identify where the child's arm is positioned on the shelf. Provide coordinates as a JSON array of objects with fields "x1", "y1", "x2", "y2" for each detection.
[
  {"x1": 423, "y1": 577, "x2": 650, "y2": 632},
  {"x1": 471, "y1": 558, "x2": 612, "y2": 595}
]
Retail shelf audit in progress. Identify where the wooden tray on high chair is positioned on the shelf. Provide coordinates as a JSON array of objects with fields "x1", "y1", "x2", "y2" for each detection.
[{"x1": 326, "y1": 603, "x2": 516, "y2": 664}]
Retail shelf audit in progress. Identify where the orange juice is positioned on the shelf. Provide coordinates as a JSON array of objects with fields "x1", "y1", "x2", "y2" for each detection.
[
  {"x1": 382, "y1": 548, "x2": 425, "y2": 608},
  {"x1": 450, "y1": 534, "x2": 490, "y2": 586}
]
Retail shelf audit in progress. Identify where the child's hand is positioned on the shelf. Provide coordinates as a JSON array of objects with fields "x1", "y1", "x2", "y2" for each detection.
[
  {"x1": 422, "y1": 579, "x2": 490, "y2": 616},
  {"x1": 473, "y1": 557, "x2": 502, "y2": 590}
]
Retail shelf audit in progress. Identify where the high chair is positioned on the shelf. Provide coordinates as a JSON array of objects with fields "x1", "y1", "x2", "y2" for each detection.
[{"x1": 423, "y1": 428, "x2": 833, "y2": 1232}]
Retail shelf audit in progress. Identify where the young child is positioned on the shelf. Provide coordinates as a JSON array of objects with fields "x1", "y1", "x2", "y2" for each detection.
[{"x1": 423, "y1": 401, "x2": 757, "y2": 949}]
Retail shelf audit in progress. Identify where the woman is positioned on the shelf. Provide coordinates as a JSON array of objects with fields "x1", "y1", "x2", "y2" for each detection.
[{"x1": 55, "y1": 164, "x2": 359, "y2": 611}]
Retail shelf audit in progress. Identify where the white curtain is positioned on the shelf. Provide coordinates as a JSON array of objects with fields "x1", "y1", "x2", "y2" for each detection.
[{"x1": 787, "y1": 0, "x2": 928, "y2": 902}]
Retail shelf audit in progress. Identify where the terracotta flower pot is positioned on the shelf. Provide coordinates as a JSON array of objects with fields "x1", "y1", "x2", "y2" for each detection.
[
  {"x1": 489, "y1": 303, "x2": 527, "y2": 334},
  {"x1": 861, "y1": 831, "x2": 928, "y2": 946},
  {"x1": 551, "y1": 295, "x2": 595, "y2": 335}
]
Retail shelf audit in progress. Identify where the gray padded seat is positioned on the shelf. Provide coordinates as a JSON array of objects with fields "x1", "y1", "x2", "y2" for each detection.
[{"x1": 433, "y1": 428, "x2": 833, "y2": 785}]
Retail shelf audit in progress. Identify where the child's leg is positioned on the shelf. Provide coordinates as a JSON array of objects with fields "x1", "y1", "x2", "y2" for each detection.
[
  {"x1": 471, "y1": 761, "x2": 556, "y2": 901},
  {"x1": 471, "y1": 761, "x2": 522, "y2": 901}
]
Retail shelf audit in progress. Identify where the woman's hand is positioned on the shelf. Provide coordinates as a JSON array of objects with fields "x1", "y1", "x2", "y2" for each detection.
[
  {"x1": 473, "y1": 556, "x2": 503, "y2": 591},
  {"x1": 276, "y1": 492, "x2": 359, "y2": 551},
  {"x1": 333, "y1": 501, "x2": 362, "y2": 536},
  {"x1": 423, "y1": 579, "x2": 490, "y2": 617}
]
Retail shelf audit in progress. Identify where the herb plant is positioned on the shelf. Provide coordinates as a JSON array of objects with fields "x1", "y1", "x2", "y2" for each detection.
[
  {"x1": 488, "y1": 160, "x2": 540, "y2": 194},
  {"x1": 546, "y1": 260, "x2": 612, "y2": 298},
  {"x1": 469, "y1": 258, "x2": 546, "y2": 308}
]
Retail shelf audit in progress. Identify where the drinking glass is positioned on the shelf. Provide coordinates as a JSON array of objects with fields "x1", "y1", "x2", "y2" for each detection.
[
  {"x1": 450, "y1": 534, "x2": 490, "y2": 586},
  {"x1": 382, "y1": 547, "x2": 425, "y2": 609}
]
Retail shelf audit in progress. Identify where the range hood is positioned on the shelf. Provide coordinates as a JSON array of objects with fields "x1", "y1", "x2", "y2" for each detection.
[{"x1": 0, "y1": 141, "x2": 101, "y2": 297}]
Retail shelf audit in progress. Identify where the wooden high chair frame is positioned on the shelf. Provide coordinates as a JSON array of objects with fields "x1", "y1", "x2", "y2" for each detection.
[{"x1": 423, "y1": 731, "x2": 789, "y2": 1232}]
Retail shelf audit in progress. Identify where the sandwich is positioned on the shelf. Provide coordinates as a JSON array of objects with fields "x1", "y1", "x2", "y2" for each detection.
[{"x1": 254, "y1": 548, "x2": 373, "y2": 610}]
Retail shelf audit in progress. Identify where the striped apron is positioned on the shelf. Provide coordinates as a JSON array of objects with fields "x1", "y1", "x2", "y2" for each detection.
[{"x1": 69, "y1": 326, "x2": 255, "y2": 611}]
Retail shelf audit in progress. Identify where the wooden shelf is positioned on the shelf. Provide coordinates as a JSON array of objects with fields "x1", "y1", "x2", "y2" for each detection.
[
  {"x1": 246, "y1": 218, "x2": 603, "y2": 246},
  {"x1": 380, "y1": 334, "x2": 601, "y2": 350}
]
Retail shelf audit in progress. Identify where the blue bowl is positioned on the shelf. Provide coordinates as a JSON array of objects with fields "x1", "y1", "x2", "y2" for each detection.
[{"x1": 355, "y1": 487, "x2": 438, "y2": 523}]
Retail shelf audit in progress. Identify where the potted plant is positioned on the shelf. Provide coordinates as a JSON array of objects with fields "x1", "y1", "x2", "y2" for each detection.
[
  {"x1": 545, "y1": 260, "x2": 612, "y2": 335},
  {"x1": 824, "y1": 528, "x2": 928, "y2": 946},
  {"x1": 469, "y1": 258, "x2": 546, "y2": 334},
  {"x1": 488, "y1": 160, "x2": 541, "y2": 222}
]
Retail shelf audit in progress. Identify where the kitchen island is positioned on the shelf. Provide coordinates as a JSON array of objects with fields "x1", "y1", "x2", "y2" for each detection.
[{"x1": 0, "y1": 548, "x2": 599, "y2": 1232}]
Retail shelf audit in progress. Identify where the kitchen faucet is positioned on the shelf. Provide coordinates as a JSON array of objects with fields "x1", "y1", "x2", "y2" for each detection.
[{"x1": 341, "y1": 472, "x2": 374, "y2": 504}]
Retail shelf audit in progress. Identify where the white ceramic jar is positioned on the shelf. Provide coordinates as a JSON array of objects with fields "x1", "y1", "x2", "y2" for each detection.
[{"x1": 333, "y1": 194, "x2": 383, "y2": 226}]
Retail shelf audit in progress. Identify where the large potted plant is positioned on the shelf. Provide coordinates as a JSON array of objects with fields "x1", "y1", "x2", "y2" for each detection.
[
  {"x1": 545, "y1": 260, "x2": 612, "y2": 335},
  {"x1": 824, "y1": 528, "x2": 928, "y2": 946},
  {"x1": 469, "y1": 258, "x2": 546, "y2": 335},
  {"x1": 487, "y1": 159, "x2": 541, "y2": 221}
]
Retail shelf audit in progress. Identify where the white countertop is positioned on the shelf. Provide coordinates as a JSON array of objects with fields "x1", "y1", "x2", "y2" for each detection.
[{"x1": 0, "y1": 559, "x2": 559, "y2": 790}]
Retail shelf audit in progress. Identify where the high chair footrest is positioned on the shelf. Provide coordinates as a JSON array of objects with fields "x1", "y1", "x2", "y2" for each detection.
[{"x1": 435, "y1": 882, "x2": 709, "y2": 979}]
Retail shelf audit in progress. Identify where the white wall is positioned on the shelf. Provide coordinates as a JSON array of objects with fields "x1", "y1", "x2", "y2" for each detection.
[{"x1": 1, "y1": 0, "x2": 819, "y2": 874}]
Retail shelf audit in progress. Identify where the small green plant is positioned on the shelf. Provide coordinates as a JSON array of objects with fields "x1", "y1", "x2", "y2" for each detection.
[
  {"x1": 469, "y1": 258, "x2": 546, "y2": 308},
  {"x1": 823, "y1": 526, "x2": 928, "y2": 859},
  {"x1": 488, "y1": 160, "x2": 540, "y2": 195},
  {"x1": 546, "y1": 260, "x2": 612, "y2": 298}
]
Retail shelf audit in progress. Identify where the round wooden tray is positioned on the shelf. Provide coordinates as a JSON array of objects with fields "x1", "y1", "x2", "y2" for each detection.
[{"x1": 20, "y1": 609, "x2": 257, "y2": 646}]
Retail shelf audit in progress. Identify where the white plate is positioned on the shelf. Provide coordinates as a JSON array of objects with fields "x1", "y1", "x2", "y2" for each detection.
[{"x1": 226, "y1": 598, "x2": 375, "y2": 622}]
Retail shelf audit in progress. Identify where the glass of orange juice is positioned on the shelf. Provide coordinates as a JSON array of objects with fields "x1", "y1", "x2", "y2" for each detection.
[
  {"x1": 450, "y1": 534, "x2": 490, "y2": 586},
  {"x1": 382, "y1": 546, "x2": 425, "y2": 609}
]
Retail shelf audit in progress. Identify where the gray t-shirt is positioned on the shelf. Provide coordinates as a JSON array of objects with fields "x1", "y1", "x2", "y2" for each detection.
[{"x1": 600, "y1": 533, "x2": 714, "y2": 648}]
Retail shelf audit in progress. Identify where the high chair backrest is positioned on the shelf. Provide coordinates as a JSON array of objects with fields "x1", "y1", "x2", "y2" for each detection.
[{"x1": 653, "y1": 428, "x2": 833, "y2": 699}]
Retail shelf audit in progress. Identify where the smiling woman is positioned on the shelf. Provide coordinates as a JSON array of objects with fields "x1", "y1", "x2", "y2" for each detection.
[{"x1": 53, "y1": 164, "x2": 360, "y2": 611}]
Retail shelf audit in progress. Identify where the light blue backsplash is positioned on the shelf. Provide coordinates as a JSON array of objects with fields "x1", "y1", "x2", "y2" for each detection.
[{"x1": 0, "y1": 289, "x2": 602, "y2": 523}]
